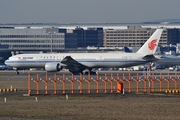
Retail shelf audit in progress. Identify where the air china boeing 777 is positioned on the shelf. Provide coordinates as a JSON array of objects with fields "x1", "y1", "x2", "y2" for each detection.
[{"x1": 5, "y1": 29, "x2": 163, "y2": 75}]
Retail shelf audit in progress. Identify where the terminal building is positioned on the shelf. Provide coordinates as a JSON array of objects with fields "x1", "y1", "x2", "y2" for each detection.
[
  {"x1": 167, "y1": 28, "x2": 180, "y2": 45},
  {"x1": 0, "y1": 27, "x2": 77, "y2": 52},
  {"x1": 0, "y1": 27, "x2": 104, "y2": 52},
  {"x1": 0, "y1": 24, "x2": 180, "y2": 54},
  {"x1": 104, "y1": 26, "x2": 168, "y2": 47},
  {"x1": 72, "y1": 27, "x2": 103, "y2": 47}
]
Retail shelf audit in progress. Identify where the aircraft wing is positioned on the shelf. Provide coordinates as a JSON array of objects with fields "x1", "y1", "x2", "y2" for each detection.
[{"x1": 61, "y1": 56, "x2": 87, "y2": 69}]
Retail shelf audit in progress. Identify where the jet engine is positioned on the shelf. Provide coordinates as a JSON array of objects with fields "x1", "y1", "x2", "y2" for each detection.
[{"x1": 45, "y1": 62, "x2": 61, "y2": 72}]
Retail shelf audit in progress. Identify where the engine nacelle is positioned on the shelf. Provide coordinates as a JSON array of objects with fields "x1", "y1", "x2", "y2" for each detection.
[{"x1": 45, "y1": 62, "x2": 61, "y2": 72}]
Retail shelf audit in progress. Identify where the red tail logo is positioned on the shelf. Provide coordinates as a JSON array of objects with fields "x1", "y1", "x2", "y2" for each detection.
[{"x1": 148, "y1": 39, "x2": 157, "y2": 50}]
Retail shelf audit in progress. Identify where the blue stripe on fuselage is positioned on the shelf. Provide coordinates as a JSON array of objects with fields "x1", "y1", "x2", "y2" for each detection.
[{"x1": 5, "y1": 59, "x2": 146, "y2": 63}]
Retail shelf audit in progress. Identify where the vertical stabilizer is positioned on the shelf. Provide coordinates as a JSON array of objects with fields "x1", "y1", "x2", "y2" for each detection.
[
  {"x1": 124, "y1": 46, "x2": 132, "y2": 53},
  {"x1": 136, "y1": 29, "x2": 163, "y2": 55}
]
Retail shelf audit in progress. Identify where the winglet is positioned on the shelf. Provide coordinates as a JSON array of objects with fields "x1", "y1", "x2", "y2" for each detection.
[{"x1": 136, "y1": 29, "x2": 163, "y2": 55}]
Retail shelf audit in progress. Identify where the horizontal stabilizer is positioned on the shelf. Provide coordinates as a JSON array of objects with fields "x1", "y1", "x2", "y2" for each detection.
[{"x1": 142, "y1": 55, "x2": 159, "y2": 61}]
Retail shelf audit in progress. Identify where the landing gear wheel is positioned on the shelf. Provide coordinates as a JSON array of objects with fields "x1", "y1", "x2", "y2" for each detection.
[
  {"x1": 90, "y1": 71, "x2": 96, "y2": 75},
  {"x1": 16, "y1": 71, "x2": 19, "y2": 75},
  {"x1": 80, "y1": 71, "x2": 83, "y2": 75},
  {"x1": 85, "y1": 71, "x2": 89, "y2": 75},
  {"x1": 72, "y1": 71, "x2": 80, "y2": 75}
]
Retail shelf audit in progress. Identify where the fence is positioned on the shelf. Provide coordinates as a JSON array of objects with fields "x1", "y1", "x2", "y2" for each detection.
[{"x1": 27, "y1": 72, "x2": 180, "y2": 95}]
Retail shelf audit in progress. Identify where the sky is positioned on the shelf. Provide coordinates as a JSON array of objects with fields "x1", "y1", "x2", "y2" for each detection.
[{"x1": 0, "y1": 0, "x2": 180, "y2": 24}]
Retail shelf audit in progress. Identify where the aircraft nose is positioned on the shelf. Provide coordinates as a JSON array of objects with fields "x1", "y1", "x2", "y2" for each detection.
[{"x1": 4, "y1": 60, "x2": 8, "y2": 65}]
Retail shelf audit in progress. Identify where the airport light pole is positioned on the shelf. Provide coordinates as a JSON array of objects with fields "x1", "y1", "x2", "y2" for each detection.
[
  {"x1": 51, "y1": 33, "x2": 53, "y2": 53},
  {"x1": 49, "y1": 32, "x2": 55, "y2": 53}
]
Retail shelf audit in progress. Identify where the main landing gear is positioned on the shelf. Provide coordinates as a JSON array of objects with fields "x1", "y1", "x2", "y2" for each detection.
[
  {"x1": 16, "y1": 69, "x2": 19, "y2": 75},
  {"x1": 84, "y1": 71, "x2": 96, "y2": 75},
  {"x1": 90, "y1": 71, "x2": 96, "y2": 75},
  {"x1": 69, "y1": 69, "x2": 96, "y2": 75},
  {"x1": 84, "y1": 68, "x2": 97, "y2": 75},
  {"x1": 69, "y1": 68, "x2": 97, "y2": 75}
]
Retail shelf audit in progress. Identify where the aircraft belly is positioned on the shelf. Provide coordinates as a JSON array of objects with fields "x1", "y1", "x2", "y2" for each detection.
[{"x1": 81, "y1": 61, "x2": 146, "y2": 68}]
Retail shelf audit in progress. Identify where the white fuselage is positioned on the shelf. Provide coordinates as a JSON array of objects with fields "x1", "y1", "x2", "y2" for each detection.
[{"x1": 5, "y1": 52, "x2": 148, "y2": 69}]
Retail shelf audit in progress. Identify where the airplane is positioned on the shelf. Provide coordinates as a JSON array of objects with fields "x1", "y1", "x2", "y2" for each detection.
[{"x1": 4, "y1": 29, "x2": 163, "y2": 75}]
